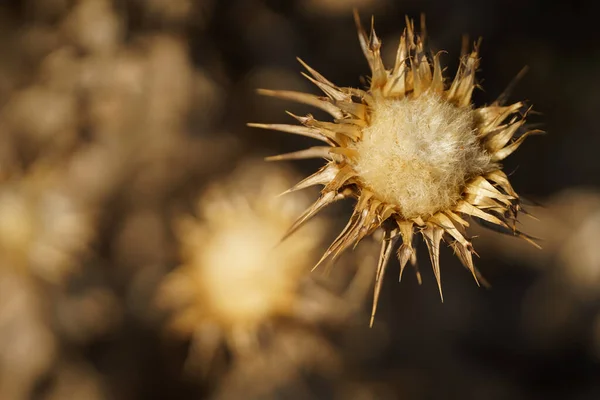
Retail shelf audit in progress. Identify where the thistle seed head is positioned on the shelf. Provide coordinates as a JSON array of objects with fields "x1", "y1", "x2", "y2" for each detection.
[
  {"x1": 250, "y1": 11, "x2": 542, "y2": 326},
  {"x1": 350, "y1": 92, "x2": 492, "y2": 218}
]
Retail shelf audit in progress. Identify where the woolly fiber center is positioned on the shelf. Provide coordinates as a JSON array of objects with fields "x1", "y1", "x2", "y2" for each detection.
[{"x1": 351, "y1": 93, "x2": 490, "y2": 218}]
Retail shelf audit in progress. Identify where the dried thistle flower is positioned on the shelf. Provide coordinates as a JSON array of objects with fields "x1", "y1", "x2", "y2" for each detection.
[
  {"x1": 0, "y1": 165, "x2": 94, "y2": 284},
  {"x1": 157, "y1": 162, "x2": 327, "y2": 370},
  {"x1": 249, "y1": 12, "x2": 541, "y2": 325}
]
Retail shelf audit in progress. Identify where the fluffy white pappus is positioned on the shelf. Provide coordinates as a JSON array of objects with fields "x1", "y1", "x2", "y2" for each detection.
[{"x1": 351, "y1": 92, "x2": 492, "y2": 218}]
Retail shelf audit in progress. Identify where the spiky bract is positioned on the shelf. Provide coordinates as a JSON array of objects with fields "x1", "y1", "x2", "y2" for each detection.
[{"x1": 250, "y1": 12, "x2": 540, "y2": 325}]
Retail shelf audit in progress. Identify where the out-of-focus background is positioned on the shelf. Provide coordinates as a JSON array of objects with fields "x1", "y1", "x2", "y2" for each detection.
[{"x1": 0, "y1": 0, "x2": 599, "y2": 399}]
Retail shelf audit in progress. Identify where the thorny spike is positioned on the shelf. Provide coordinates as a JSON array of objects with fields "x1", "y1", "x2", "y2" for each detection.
[
  {"x1": 355, "y1": 200, "x2": 382, "y2": 246},
  {"x1": 247, "y1": 123, "x2": 330, "y2": 143},
  {"x1": 519, "y1": 232, "x2": 542, "y2": 249},
  {"x1": 449, "y1": 241, "x2": 479, "y2": 285},
  {"x1": 484, "y1": 121, "x2": 525, "y2": 153},
  {"x1": 455, "y1": 201, "x2": 508, "y2": 227},
  {"x1": 412, "y1": 259, "x2": 421, "y2": 284},
  {"x1": 445, "y1": 210, "x2": 470, "y2": 228},
  {"x1": 447, "y1": 45, "x2": 480, "y2": 107},
  {"x1": 281, "y1": 191, "x2": 342, "y2": 242},
  {"x1": 285, "y1": 112, "x2": 339, "y2": 142},
  {"x1": 371, "y1": 229, "x2": 398, "y2": 327},
  {"x1": 312, "y1": 207, "x2": 363, "y2": 271},
  {"x1": 297, "y1": 57, "x2": 336, "y2": 87},
  {"x1": 405, "y1": 15, "x2": 414, "y2": 45},
  {"x1": 465, "y1": 195, "x2": 504, "y2": 210},
  {"x1": 431, "y1": 213, "x2": 469, "y2": 248},
  {"x1": 353, "y1": 10, "x2": 387, "y2": 90},
  {"x1": 392, "y1": 30, "x2": 407, "y2": 78},
  {"x1": 422, "y1": 225, "x2": 444, "y2": 301},
  {"x1": 384, "y1": 31, "x2": 408, "y2": 98},
  {"x1": 414, "y1": 47, "x2": 432, "y2": 91},
  {"x1": 519, "y1": 206, "x2": 540, "y2": 221},
  {"x1": 495, "y1": 66, "x2": 529, "y2": 106},
  {"x1": 397, "y1": 221, "x2": 415, "y2": 282},
  {"x1": 464, "y1": 176, "x2": 514, "y2": 205},
  {"x1": 256, "y1": 89, "x2": 344, "y2": 119},
  {"x1": 485, "y1": 170, "x2": 518, "y2": 197},
  {"x1": 353, "y1": 12, "x2": 371, "y2": 61},
  {"x1": 292, "y1": 112, "x2": 359, "y2": 137},
  {"x1": 281, "y1": 164, "x2": 338, "y2": 196},
  {"x1": 430, "y1": 52, "x2": 444, "y2": 93},
  {"x1": 412, "y1": 59, "x2": 423, "y2": 97},
  {"x1": 397, "y1": 244, "x2": 412, "y2": 282},
  {"x1": 369, "y1": 15, "x2": 378, "y2": 49},
  {"x1": 476, "y1": 102, "x2": 524, "y2": 135},
  {"x1": 334, "y1": 206, "x2": 376, "y2": 259},
  {"x1": 491, "y1": 129, "x2": 543, "y2": 161},
  {"x1": 324, "y1": 164, "x2": 357, "y2": 192},
  {"x1": 301, "y1": 72, "x2": 349, "y2": 102},
  {"x1": 265, "y1": 146, "x2": 332, "y2": 162}
]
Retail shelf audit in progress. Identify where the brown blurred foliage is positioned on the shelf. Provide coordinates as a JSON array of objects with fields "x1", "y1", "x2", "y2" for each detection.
[{"x1": 0, "y1": 0, "x2": 599, "y2": 399}]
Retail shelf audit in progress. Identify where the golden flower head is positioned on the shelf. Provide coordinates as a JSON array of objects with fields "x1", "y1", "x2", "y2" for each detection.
[
  {"x1": 249, "y1": 12, "x2": 541, "y2": 325},
  {"x1": 0, "y1": 166, "x2": 94, "y2": 284},
  {"x1": 157, "y1": 162, "x2": 326, "y2": 361}
]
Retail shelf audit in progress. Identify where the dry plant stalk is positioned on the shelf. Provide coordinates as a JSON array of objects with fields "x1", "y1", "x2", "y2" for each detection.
[{"x1": 250, "y1": 12, "x2": 541, "y2": 325}]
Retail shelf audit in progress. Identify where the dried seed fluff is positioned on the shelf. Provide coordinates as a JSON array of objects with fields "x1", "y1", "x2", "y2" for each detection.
[{"x1": 351, "y1": 93, "x2": 491, "y2": 218}]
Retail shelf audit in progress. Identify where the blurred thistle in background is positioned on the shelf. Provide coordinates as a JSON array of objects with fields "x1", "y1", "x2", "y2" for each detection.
[
  {"x1": 0, "y1": 0, "x2": 599, "y2": 399},
  {"x1": 158, "y1": 162, "x2": 378, "y2": 398},
  {"x1": 158, "y1": 164, "x2": 327, "y2": 358}
]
